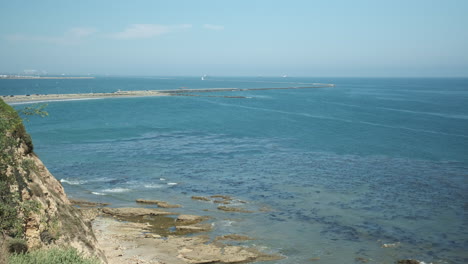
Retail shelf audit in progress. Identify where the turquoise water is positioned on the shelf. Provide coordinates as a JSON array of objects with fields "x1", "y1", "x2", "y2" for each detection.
[{"x1": 2, "y1": 77, "x2": 467, "y2": 263}]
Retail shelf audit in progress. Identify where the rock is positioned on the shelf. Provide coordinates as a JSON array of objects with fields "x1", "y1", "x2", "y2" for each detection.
[
  {"x1": 136, "y1": 199, "x2": 182, "y2": 208},
  {"x1": 191, "y1": 196, "x2": 211, "y2": 201},
  {"x1": 217, "y1": 206, "x2": 253, "y2": 213},
  {"x1": 210, "y1": 195, "x2": 232, "y2": 200},
  {"x1": 0, "y1": 100, "x2": 107, "y2": 263},
  {"x1": 69, "y1": 199, "x2": 109, "y2": 207},
  {"x1": 157, "y1": 202, "x2": 182, "y2": 208},
  {"x1": 176, "y1": 215, "x2": 209, "y2": 225},
  {"x1": 176, "y1": 225, "x2": 212, "y2": 233},
  {"x1": 102, "y1": 207, "x2": 175, "y2": 217},
  {"x1": 396, "y1": 260, "x2": 424, "y2": 264},
  {"x1": 355, "y1": 257, "x2": 369, "y2": 263},
  {"x1": 144, "y1": 234, "x2": 161, "y2": 239},
  {"x1": 214, "y1": 234, "x2": 254, "y2": 241},
  {"x1": 79, "y1": 208, "x2": 100, "y2": 222},
  {"x1": 178, "y1": 243, "x2": 282, "y2": 264},
  {"x1": 213, "y1": 200, "x2": 231, "y2": 204}
]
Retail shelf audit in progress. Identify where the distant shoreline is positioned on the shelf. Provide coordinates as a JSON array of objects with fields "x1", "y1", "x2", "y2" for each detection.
[
  {"x1": 2, "y1": 85, "x2": 334, "y2": 103},
  {"x1": 0, "y1": 76, "x2": 95, "y2": 79}
]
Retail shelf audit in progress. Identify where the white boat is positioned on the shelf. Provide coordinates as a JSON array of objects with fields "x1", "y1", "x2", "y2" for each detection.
[{"x1": 201, "y1": 74, "x2": 207, "y2": 80}]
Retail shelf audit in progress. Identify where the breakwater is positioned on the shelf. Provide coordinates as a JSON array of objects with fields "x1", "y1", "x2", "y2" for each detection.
[{"x1": 2, "y1": 84, "x2": 334, "y2": 103}]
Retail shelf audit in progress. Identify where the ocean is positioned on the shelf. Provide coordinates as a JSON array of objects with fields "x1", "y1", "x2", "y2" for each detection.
[{"x1": 2, "y1": 77, "x2": 467, "y2": 263}]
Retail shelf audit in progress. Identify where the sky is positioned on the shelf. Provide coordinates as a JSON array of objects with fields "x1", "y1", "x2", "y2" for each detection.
[{"x1": 0, "y1": 0, "x2": 467, "y2": 77}]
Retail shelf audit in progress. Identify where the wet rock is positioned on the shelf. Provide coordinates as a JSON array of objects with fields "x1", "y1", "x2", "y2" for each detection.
[
  {"x1": 210, "y1": 195, "x2": 233, "y2": 200},
  {"x1": 136, "y1": 199, "x2": 182, "y2": 208},
  {"x1": 102, "y1": 207, "x2": 175, "y2": 217},
  {"x1": 217, "y1": 206, "x2": 253, "y2": 213},
  {"x1": 396, "y1": 260, "x2": 424, "y2": 264},
  {"x1": 192, "y1": 196, "x2": 211, "y2": 201},
  {"x1": 213, "y1": 200, "x2": 231, "y2": 204},
  {"x1": 355, "y1": 257, "x2": 369, "y2": 263},
  {"x1": 214, "y1": 234, "x2": 254, "y2": 241},
  {"x1": 176, "y1": 214, "x2": 209, "y2": 225},
  {"x1": 176, "y1": 224, "x2": 212, "y2": 233}
]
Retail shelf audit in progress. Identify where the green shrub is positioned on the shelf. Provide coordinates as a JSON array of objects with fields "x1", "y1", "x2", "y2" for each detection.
[
  {"x1": 0, "y1": 99, "x2": 44, "y2": 238},
  {"x1": 7, "y1": 238, "x2": 28, "y2": 254},
  {"x1": 8, "y1": 248, "x2": 100, "y2": 264}
]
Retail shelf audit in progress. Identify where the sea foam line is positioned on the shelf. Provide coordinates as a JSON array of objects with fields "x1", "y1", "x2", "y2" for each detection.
[{"x1": 207, "y1": 100, "x2": 468, "y2": 138}]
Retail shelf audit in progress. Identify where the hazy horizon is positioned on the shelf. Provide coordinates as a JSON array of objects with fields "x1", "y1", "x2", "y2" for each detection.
[{"x1": 1, "y1": 0, "x2": 467, "y2": 77}]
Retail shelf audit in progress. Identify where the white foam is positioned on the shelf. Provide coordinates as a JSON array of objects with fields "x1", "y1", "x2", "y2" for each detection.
[
  {"x1": 91, "y1": 192, "x2": 106, "y2": 196},
  {"x1": 167, "y1": 182, "x2": 178, "y2": 186},
  {"x1": 102, "y1": 188, "x2": 131, "y2": 193},
  {"x1": 60, "y1": 178, "x2": 86, "y2": 185},
  {"x1": 144, "y1": 184, "x2": 165, "y2": 189},
  {"x1": 159, "y1": 178, "x2": 166, "y2": 181}
]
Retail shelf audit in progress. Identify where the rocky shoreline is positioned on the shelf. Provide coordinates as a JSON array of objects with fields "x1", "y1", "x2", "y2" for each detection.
[{"x1": 71, "y1": 198, "x2": 283, "y2": 264}]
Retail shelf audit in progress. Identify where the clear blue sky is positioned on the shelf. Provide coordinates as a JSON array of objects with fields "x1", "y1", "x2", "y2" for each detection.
[{"x1": 0, "y1": 0, "x2": 467, "y2": 77}]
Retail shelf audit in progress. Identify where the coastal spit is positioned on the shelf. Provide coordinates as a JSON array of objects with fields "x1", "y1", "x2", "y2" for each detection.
[{"x1": 2, "y1": 84, "x2": 334, "y2": 103}]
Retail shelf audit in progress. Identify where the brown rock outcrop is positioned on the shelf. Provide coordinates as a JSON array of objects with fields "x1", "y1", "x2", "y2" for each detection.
[
  {"x1": 0, "y1": 99, "x2": 106, "y2": 262},
  {"x1": 102, "y1": 207, "x2": 175, "y2": 217}
]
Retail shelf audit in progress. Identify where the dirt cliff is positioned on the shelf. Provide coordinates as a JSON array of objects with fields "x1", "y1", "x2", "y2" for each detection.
[{"x1": 0, "y1": 99, "x2": 106, "y2": 263}]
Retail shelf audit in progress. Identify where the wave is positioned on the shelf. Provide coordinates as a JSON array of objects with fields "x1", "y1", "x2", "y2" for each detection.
[
  {"x1": 377, "y1": 107, "x2": 468, "y2": 120},
  {"x1": 91, "y1": 192, "x2": 106, "y2": 196},
  {"x1": 60, "y1": 178, "x2": 87, "y2": 185},
  {"x1": 358, "y1": 121, "x2": 468, "y2": 138},
  {"x1": 143, "y1": 184, "x2": 165, "y2": 189},
  {"x1": 208, "y1": 101, "x2": 468, "y2": 138},
  {"x1": 101, "y1": 188, "x2": 131, "y2": 193}
]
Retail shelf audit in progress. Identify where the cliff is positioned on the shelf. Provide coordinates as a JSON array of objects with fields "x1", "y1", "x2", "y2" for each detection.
[{"x1": 0, "y1": 99, "x2": 106, "y2": 263}]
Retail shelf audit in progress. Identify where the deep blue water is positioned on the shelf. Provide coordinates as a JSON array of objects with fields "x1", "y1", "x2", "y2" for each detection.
[{"x1": 2, "y1": 77, "x2": 467, "y2": 263}]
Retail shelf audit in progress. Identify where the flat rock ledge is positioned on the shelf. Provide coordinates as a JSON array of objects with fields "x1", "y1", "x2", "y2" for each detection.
[
  {"x1": 102, "y1": 207, "x2": 176, "y2": 217},
  {"x1": 214, "y1": 234, "x2": 254, "y2": 241},
  {"x1": 176, "y1": 224, "x2": 212, "y2": 233},
  {"x1": 70, "y1": 198, "x2": 110, "y2": 208},
  {"x1": 217, "y1": 206, "x2": 253, "y2": 213},
  {"x1": 176, "y1": 214, "x2": 210, "y2": 225},
  {"x1": 178, "y1": 243, "x2": 282, "y2": 264},
  {"x1": 93, "y1": 217, "x2": 283, "y2": 264},
  {"x1": 136, "y1": 199, "x2": 182, "y2": 208},
  {"x1": 191, "y1": 196, "x2": 211, "y2": 201},
  {"x1": 191, "y1": 195, "x2": 247, "y2": 205},
  {"x1": 396, "y1": 260, "x2": 427, "y2": 264}
]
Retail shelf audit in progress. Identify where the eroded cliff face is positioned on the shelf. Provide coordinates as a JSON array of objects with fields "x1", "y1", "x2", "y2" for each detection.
[{"x1": 0, "y1": 99, "x2": 106, "y2": 262}]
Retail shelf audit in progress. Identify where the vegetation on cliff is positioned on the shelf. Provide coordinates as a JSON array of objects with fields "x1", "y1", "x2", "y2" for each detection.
[
  {"x1": 0, "y1": 99, "x2": 38, "y2": 239},
  {"x1": 0, "y1": 98, "x2": 106, "y2": 263},
  {"x1": 8, "y1": 248, "x2": 99, "y2": 264}
]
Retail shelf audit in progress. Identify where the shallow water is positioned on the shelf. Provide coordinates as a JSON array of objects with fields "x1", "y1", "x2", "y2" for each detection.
[{"x1": 2, "y1": 77, "x2": 467, "y2": 263}]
